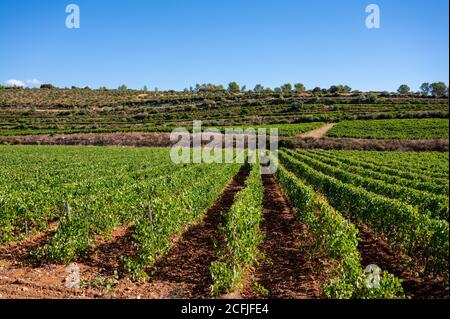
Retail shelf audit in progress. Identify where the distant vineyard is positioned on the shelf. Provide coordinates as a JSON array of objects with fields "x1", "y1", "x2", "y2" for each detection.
[
  {"x1": 0, "y1": 89, "x2": 448, "y2": 136},
  {"x1": 217, "y1": 122, "x2": 324, "y2": 137},
  {"x1": 327, "y1": 119, "x2": 449, "y2": 139}
]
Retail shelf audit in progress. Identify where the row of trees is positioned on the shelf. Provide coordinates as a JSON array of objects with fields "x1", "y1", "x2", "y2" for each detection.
[
  {"x1": 108, "y1": 82, "x2": 450, "y2": 97},
  {"x1": 398, "y1": 82, "x2": 448, "y2": 97},
  {"x1": 3, "y1": 82, "x2": 447, "y2": 97},
  {"x1": 242, "y1": 82, "x2": 352, "y2": 94},
  {"x1": 189, "y1": 82, "x2": 352, "y2": 94}
]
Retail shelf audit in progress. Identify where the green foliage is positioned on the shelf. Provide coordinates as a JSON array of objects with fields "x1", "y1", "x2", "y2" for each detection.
[
  {"x1": 228, "y1": 82, "x2": 241, "y2": 93},
  {"x1": 81, "y1": 271, "x2": 120, "y2": 294},
  {"x1": 122, "y1": 154, "x2": 241, "y2": 280},
  {"x1": 430, "y1": 82, "x2": 448, "y2": 97},
  {"x1": 307, "y1": 150, "x2": 448, "y2": 196},
  {"x1": 0, "y1": 146, "x2": 241, "y2": 270},
  {"x1": 210, "y1": 261, "x2": 237, "y2": 295},
  {"x1": 398, "y1": 84, "x2": 411, "y2": 95},
  {"x1": 420, "y1": 83, "x2": 430, "y2": 96},
  {"x1": 217, "y1": 122, "x2": 324, "y2": 137},
  {"x1": 0, "y1": 87, "x2": 447, "y2": 137},
  {"x1": 327, "y1": 119, "x2": 449, "y2": 139},
  {"x1": 329, "y1": 85, "x2": 351, "y2": 94},
  {"x1": 40, "y1": 84, "x2": 55, "y2": 89},
  {"x1": 280, "y1": 83, "x2": 293, "y2": 93},
  {"x1": 287, "y1": 150, "x2": 449, "y2": 220},
  {"x1": 31, "y1": 214, "x2": 92, "y2": 263},
  {"x1": 294, "y1": 83, "x2": 306, "y2": 93},
  {"x1": 278, "y1": 151, "x2": 449, "y2": 275},
  {"x1": 211, "y1": 161, "x2": 264, "y2": 296},
  {"x1": 274, "y1": 161, "x2": 405, "y2": 299},
  {"x1": 196, "y1": 83, "x2": 226, "y2": 93},
  {"x1": 253, "y1": 84, "x2": 265, "y2": 93},
  {"x1": 312, "y1": 87, "x2": 322, "y2": 95},
  {"x1": 316, "y1": 150, "x2": 448, "y2": 181}
]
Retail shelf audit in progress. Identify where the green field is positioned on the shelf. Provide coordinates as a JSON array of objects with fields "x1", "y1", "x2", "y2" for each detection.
[
  {"x1": 0, "y1": 88, "x2": 449, "y2": 299},
  {"x1": 327, "y1": 119, "x2": 449, "y2": 139},
  {"x1": 278, "y1": 149, "x2": 449, "y2": 278},
  {"x1": 1, "y1": 0, "x2": 449, "y2": 302},
  {"x1": 0, "y1": 146, "x2": 240, "y2": 269},
  {"x1": 0, "y1": 88, "x2": 448, "y2": 137},
  {"x1": 217, "y1": 122, "x2": 325, "y2": 137},
  {"x1": 0, "y1": 145, "x2": 448, "y2": 298},
  {"x1": 317, "y1": 150, "x2": 449, "y2": 176}
]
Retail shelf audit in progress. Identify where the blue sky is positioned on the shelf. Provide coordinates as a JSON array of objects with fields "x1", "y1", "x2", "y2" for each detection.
[{"x1": 0, "y1": 0, "x2": 448, "y2": 91}]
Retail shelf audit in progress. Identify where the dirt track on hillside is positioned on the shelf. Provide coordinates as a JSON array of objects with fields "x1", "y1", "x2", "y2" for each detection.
[{"x1": 298, "y1": 123, "x2": 335, "y2": 139}]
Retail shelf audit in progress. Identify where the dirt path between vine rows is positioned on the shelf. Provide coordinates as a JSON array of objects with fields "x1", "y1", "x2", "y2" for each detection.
[
  {"x1": 297, "y1": 123, "x2": 335, "y2": 139},
  {"x1": 357, "y1": 224, "x2": 449, "y2": 299},
  {"x1": 113, "y1": 164, "x2": 251, "y2": 299},
  {"x1": 241, "y1": 174, "x2": 323, "y2": 299},
  {"x1": 0, "y1": 165, "x2": 250, "y2": 299}
]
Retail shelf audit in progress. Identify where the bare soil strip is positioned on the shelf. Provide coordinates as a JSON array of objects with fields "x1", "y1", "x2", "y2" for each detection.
[
  {"x1": 242, "y1": 174, "x2": 322, "y2": 299},
  {"x1": 0, "y1": 222, "x2": 58, "y2": 265},
  {"x1": 0, "y1": 132, "x2": 173, "y2": 147},
  {"x1": 297, "y1": 123, "x2": 335, "y2": 139},
  {"x1": 286, "y1": 137, "x2": 449, "y2": 152},
  {"x1": 357, "y1": 224, "x2": 449, "y2": 299},
  {"x1": 81, "y1": 226, "x2": 137, "y2": 276},
  {"x1": 2, "y1": 129, "x2": 448, "y2": 152},
  {"x1": 0, "y1": 225, "x2": 132, "y2": 299}
]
